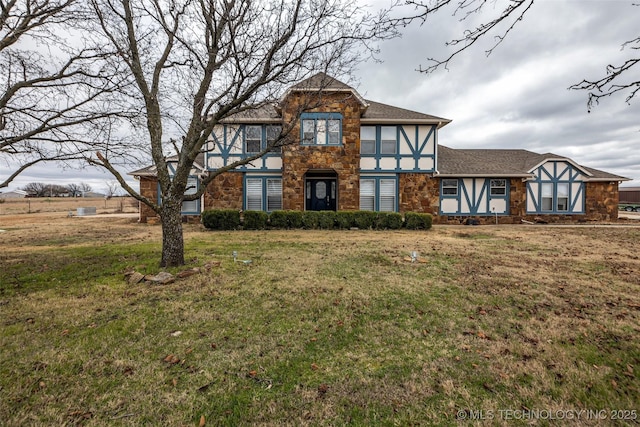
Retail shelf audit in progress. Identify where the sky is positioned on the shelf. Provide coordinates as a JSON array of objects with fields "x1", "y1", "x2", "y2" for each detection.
[
  {"x1": 354, "y1": 0, "x2": 640, "y2": 186},
  {"x1": 1, "y1": 0, "x2": 638, "y2": 194}
]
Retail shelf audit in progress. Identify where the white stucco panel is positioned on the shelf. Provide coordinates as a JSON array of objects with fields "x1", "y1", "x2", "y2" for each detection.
[
  {"x1": 418, "y1": 158, "x2": 434, "y2": 171},
  {"x1": 441, "y1": 199, "x2": 458, "y2": 214},
  {"x1": 527, "y1": 182, "x2": 539, "y2": 211},
  {"x1": 360, "y1": 157, "x2": 377, "y2": 170},
  {"x1": 379, "y1": 158, "x2": 396, "y2": 170},
  {"x1": 418, "y1": 125, "x2": 435, "y2": 157},
  {"x1": 226, "y1": 125, "x2": 242, "y2": 154},
  {"x1": 399, "y1": 125, "x2": 416, "y2": 155},
  {"x1": 208, "y1": 156, "x2": 224, "y2": 170},
  {"x1": 489, "y1": 199, "x2": 507, "y2": 214},
  {"x1": 264, "y1": 157, "x2": 282, "y2": 170},
  {"x1": 400, "y1": 157, "x2": 416, "y2": 170}
]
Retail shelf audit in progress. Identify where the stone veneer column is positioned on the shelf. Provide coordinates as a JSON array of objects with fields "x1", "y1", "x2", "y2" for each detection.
[
  {"x1": 585, "y1": 181, "x2": 619, "y2": 221},
  {"x1": 280, "y1": 92, "x2": 364, "y2": 211},
  {"x1": 205, "y1": 172, "x2": 244, "y2": 210},
  {"x1": 138, "y1": 177, "x2": 158, "y2": 223}
]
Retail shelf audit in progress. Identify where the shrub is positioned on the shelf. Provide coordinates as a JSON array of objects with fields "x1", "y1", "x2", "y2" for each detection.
[
  {"x1": 242, "y1": 210, "x2": 268, "y2": 230},
  {"x1": 269, "y1": 210, "x2": 303, "y2": 229},
  {"x1": 404, "y1": 212, "x2": 433, "y2": 230},
  {"x1": 268, "y1": 210, "x2": 288, "y2": 228},
  {"x1": 376, "y1": 212, "x2": 403, "y2": 229},
  {"x1": 318, "y1": 211, "x2": 337, "y2": 229},
  {"x1": 352, "y1": 210, "x2": 377, "y2": 230},
  {"x1": 201, "y1": 209, "x2": 241, "y2": 230},
  {"x1": 335, "y1": 211, "x2": 356, "y2": 229},
  {"x1": 302, "y1": 211, "x2": 321, "y2": 229}
]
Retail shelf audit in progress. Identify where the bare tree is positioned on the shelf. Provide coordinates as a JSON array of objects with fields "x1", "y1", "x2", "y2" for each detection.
[
  {"x1": 79, "y1": 182, "x2": 92, "y2": 196},
  {"x1": 390, "y1": 0, "x2": 639, "y2": 111},
  {"x1": 104, "y1": 180, "x2": 120, "y2": 199},
  {"x1": 86, "y1": 0, "x2": 394, "y2": 267},
  {"x1": 66, "y1": 183, "x2": 82, "y2": 197},
  {"x1": 21, "y1": 181, "x2": 66, "y2": 196},
  {"x1": 0, "y1": 0, "x2": 135, "y2": 189},
  {"x1": 22, "y1": 182, "x2": 48, "y2": 197}
]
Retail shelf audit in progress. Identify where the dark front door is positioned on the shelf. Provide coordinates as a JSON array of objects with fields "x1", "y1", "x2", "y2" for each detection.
[{"x1": 306, "y1": 179, "x2": 337, "y2": 211}]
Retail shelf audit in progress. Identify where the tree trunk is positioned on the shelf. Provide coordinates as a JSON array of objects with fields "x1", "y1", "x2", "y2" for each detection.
[{"x1": 159, "y1": 198, "x2": 185, "y2": 267}]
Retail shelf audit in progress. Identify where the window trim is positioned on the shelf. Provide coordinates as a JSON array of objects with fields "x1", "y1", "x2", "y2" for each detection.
[
  {"x1": 360, "y1": 125, "x2": 398, "y2": 155},
  {"x1": 300, "y1": 113, "x2": 343, "y2": 146},
  {"x1": 360, "y1": 176, "x2": 398, "y2": 212},
  {"x1": 157, "y1": 176, "x2": 201, "y2": 215},
  {"x1": 244, "y1": 176, "x2": 283, "y2": 212},
  {"x1": 244, "y1": 125, "x2": 283, "y2": 154},
  {"x1": 490, "y1": 179, "x2": 507, "y2": 196},
  {"x1": 441, "y1": 179, "x2": 459, "y2": 197}
]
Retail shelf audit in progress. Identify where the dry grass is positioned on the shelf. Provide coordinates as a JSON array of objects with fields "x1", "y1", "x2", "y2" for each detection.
[
  {"x1": 0, "y1": 213, "x2": 639, "y2": 426},
  {"x1": 0, "y1": 196, "x2": 138, "y2": 216}
]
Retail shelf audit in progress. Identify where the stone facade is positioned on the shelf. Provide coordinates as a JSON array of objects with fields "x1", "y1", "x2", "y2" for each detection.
[
  {"x1": 138, "y1": 177, "x2": 158, "y2": 223},
  {"x1": 280, "y1": 92, "x2": 364, "y2": 211},
  {"x1": 585, "y1": 181, "x2": 619, "y2": 221},
  {"x1": 204, "y1": 172, "x2": 243, "y2": 211},
  {"x1": 398, "y1": 173, "x2": 439, "y2": 214}
]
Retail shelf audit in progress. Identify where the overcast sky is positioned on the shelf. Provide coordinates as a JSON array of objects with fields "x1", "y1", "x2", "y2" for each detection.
[
  {"x1": 355, "y1": 0, "x2": 639, "y2": 186},
  {"x1": 2, "y1": 0, "x2": 638, "y2": 194}
]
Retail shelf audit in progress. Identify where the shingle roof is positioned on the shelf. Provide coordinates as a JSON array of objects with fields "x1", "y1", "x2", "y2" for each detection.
[
  {"x1": 437, "y1": 145, "x2": 629, "y2": 181},
  {"x1": 128, "y1": 153, "x2": 205, "y2": 177},
  {"x1": 289, "y1": 72, "x2": 356, "y2": 91},
  {"x1": 362, "y1": 100, "x2": 450, "y2": 126},
  {"x1": 219, "y1": 104, "x2": 281, "y2": 124}
]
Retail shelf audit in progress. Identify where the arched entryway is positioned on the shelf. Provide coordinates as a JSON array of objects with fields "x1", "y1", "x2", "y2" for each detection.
[{"x1": 305, "y1": 169, "x2": 338, "y2": 211}]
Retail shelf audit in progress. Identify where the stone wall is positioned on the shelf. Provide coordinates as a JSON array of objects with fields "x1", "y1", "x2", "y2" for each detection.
[
  {"x1": 205, "y1": 172, "x2": 243, "y2": 210},
  {"x1": 584, "y1": 181, "x2": 619, "y2": 221},
  {"x1": 398, "y1": 173, "x2": 439, "y2": 214},
  {"x1": 280, "y1": 92, "x2": 364, "y2": 211},
  {"x1": 138, "y1": 177, "x2": 158, "y2": 223}
]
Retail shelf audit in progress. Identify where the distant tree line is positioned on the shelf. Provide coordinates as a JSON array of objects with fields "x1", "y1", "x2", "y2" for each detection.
[{"x1": 21, "y1": 182, "x2": 93, "y2": 198}]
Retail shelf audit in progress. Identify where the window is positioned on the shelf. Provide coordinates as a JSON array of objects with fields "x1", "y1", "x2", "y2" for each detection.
[
  {"x1": 266, "y1": 126, "x2": 282, "y2": 152},
  {"x1": 246, "y1": 177, "x2": 282, "y2": 212},
  {"x1": 380, "y1": 126, "x2": 397, "y2": 154},
  {"x1": 245, "y1": 126, "x2": 261, "y2": 153},
  {"x1": 246, "y1": 178, "x2": 263, "y2": 210},
  {"x1": 442, "y1": 179, "x2": 458, "y2": 196},
  {"x1": 359, "y1": 126, "x2": 398, "y2": 154},
  {"x1": 490, "y1": 179, "x2": 507, "y2": 196},
  {"x1": 379, "y1": 179, "x2": 396, "y2": 212},
  {"x1": 182, "y1": 176, "x2": 199, "y2": 213},
  {"x1": 360, "y1": 126, "x2": 376, "y2": 154},
  {"x1": 360, "y1": 179, "x2": 375, "y2": 211},
  {"x1": 541, "y1": 183, "x2": 553, "y2": 211},
  {"x1": 360, "y1": 178, "x2": 396, "y2": 211},
  {"x1": 245, "y1": 125, "x2": 282, "y2": 153},
  {"x1": 300, "y1": 113, "x2": 342, "y2": 145},
  {"x1": 557, "y1": 183, "x2": 569, "y2": 211},
  {"x1": 157, "y1": 176, "x2": 201, "y2": 214}
]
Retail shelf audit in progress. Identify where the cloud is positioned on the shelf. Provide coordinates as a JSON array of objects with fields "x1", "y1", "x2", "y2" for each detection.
[{"x1": 357, "y1": 0, "x2": 640, "y2": 184}]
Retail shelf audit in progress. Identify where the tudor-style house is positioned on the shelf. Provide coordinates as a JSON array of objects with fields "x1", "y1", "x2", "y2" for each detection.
[{"x1": 131, "y1": 73, "x2": 629, "y2": 224}]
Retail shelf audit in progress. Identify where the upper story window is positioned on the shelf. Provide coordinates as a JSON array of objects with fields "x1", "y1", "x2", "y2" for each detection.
[
  {"x1": 245, "y1": 125, "x2": 282, "y2": 153},
  {"x1": 360, "y1": 126, "x2": 376, "y2": 154},
  {"x1": 442, "y1": 179, "x2": 458, "y2": 196},
  {"x1": 245, "y1": 126, "x2": 262, "y2": 153},
  {"x1": 360, "y1": 125, "x2": 397, "y2": 154},
  {"x1": 380, "y1": 126, "x2": 397, "y2": 154},
  {"x1": 300, "y1": 113, "x2": 342, "y2": 145}
]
